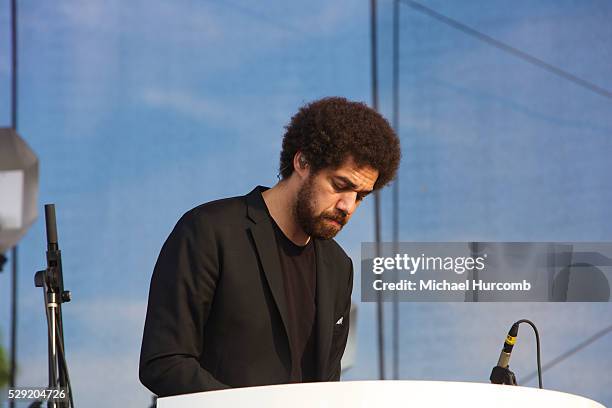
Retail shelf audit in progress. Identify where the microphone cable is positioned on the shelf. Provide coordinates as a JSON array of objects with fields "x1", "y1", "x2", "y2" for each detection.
[{"x1": 514, "y1": 319, "x2": 543, "y2": 389}]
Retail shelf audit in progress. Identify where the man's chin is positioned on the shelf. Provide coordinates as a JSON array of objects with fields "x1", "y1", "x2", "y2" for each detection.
[
  {"x1": 312, "y1": 223, "x2": 342, "y2": 240},
  {"x1": 314, "y1": 232, "x2": 338, "y2": 240}
]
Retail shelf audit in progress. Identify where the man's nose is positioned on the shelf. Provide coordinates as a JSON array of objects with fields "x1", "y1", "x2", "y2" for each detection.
[{"x1": 336, "y1": 192, "x2": 357, "y2": 215}]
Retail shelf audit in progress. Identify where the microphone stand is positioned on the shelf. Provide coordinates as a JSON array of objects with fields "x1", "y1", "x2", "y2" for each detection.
[
  {"x1": 34, "y1": 204, "x2": 73, "y2": 408},
  {"x1": 490, "y1": 365, "x2": 517, "y2": 385}
]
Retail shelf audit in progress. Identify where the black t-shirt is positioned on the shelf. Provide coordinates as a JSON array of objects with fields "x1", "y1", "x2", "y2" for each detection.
[{"x1": 270, "y1": 218, "x2": 317, "y2": 382}]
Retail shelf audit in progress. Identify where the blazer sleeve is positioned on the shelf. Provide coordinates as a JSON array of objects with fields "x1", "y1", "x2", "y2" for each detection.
[
  {"x1": 139, "y1": 211, "x2": 230, "y2": 396},
  {"x1": 326, "y1": 258, "x2": 354, "y2": 381}
]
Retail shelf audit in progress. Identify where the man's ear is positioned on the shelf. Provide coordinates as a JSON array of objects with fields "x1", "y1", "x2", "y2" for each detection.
[{"x1": 293, "y1": 152, "x2": 310, "y2": 178}]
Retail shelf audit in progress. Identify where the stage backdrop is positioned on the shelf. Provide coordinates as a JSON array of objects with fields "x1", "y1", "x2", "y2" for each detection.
[{"x1": 0, "y1": 0, "x2": 611, "y2": 406}]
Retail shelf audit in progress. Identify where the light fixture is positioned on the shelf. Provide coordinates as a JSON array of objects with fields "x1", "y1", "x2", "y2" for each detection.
[{"x1": 0, "y1": 127, "x2": 39, "y2": 260}]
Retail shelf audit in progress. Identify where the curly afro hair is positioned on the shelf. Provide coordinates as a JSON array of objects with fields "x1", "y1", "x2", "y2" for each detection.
[{"x1": 280, "y1": 97, "x2": 401, "y2": 190}]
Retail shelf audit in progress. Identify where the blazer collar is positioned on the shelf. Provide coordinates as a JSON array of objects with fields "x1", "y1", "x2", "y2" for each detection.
[
  {"x1": 246, "y1": 186, "x2": 293, "y2": 373},
  {"x1": 245, "y1": 185, "x2": 336, "y2": 381},
  {"x1": 245, "y1": 185, "x2": 271, "y2": 224}
]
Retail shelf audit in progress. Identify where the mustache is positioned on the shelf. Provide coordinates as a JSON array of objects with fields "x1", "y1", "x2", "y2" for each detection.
[{"x1": 322, "y1": 211, "x2": 348, "y2": 225}]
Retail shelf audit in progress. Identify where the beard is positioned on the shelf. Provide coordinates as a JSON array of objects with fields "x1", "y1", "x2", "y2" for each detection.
[{"x1": 294, "y1": 176, "x2": 348, "y2": 240}]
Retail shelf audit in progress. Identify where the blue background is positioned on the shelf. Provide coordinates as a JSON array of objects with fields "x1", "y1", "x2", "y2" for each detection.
[{"x1": 1, "y1": 0, "x2": 611, "y2": 406}]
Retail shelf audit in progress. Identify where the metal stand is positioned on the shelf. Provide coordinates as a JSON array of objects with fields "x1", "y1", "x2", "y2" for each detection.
[
  {"x1": 34, "y1": 204, "x2": 73, "y2": 408},
  {"x1": 490, "y1": 365, "x2": 518, "y2": 385}
]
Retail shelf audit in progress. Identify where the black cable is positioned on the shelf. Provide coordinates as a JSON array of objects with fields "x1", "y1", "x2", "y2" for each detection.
[
  {"x1": 399, "y1": 0, "x2": 612, "y2": 100},
  {"x1": 514, "y1": 319, "x2": 543, "y2": 389},
  {"x1": 54, "y1": 319, "x2": 75, "y2": 408}
]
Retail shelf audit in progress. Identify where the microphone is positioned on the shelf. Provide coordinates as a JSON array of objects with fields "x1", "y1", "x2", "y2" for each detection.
[
  {"x1": 490, "y1": 322, "x2": 519, "y2": 385},
  {"x1": 45, "y1": 204, "x2": 59, "y2": 250}
]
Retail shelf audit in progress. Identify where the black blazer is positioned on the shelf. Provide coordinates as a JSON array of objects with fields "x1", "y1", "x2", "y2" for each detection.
[{"x1": 139, "y1": 186, "x2": 353, "y2": 397}]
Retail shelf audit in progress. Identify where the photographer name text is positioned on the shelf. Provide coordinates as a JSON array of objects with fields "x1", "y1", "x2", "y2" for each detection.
[{"x1": 372, "y1": 279, "x2": 532, "y2": 292}]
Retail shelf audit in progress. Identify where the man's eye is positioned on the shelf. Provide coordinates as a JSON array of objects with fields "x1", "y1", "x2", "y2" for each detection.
[{"x1": 356, "y1": 194, "x2": 366, "y2": 202}]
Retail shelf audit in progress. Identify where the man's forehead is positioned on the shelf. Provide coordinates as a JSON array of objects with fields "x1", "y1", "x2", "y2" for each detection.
[{"x1": 329, "y1": 157, "x2": 378, "y2": 189}]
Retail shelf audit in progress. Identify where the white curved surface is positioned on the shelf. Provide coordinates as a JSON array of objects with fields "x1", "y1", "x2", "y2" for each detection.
[{"x1": 157, "y1": 380, "x2": 605, "y2": 408}]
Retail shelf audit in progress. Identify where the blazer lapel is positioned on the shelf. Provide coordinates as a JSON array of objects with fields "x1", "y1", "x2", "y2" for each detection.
[
  {"x1": 245, "y1": 187, "x2": 292, "y2": 362},
  {"x1": 314, "y1": 239, "x2": 334, "y2": 380},
  {"x1": 245, "y1": 186, "x2": 335, "y2": 380}
]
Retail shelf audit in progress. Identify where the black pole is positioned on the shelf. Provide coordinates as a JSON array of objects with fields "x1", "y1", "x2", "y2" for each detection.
[
  {"x1": 370, "y1": 0, "x2": 379, "y2": 112},
  {"x1": 11, "y1": 0, "x2": 17, "y2": 129},
  {"x1": 9, "y1": 0, "x2": 19, "y2": 406},
  {"x1": 391, "y1": 0, "x2": 400, "y2": 381},
  {"x1": 370, "y1": 0, "x2": 385, "y2": 381},
  {"x1": 9, "y1": 248, "x2": 17, "y2": 403}
]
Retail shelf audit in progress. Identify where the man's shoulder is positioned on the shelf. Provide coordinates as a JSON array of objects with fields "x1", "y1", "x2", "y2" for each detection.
[
  {"x1": 190, "y1": 195, "x2": 245, "y2": 219},
  {"x1": 317, "y1": 238, "x2": 352, "y2": 268},
  {"x1": 180, "y1": 194, "x2": 247, "y2": 229}
]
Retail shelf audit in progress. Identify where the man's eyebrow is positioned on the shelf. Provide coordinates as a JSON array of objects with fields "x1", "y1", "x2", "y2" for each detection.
[{"x1": 334, "y1": 176, "x2": 373, "y2": 194}]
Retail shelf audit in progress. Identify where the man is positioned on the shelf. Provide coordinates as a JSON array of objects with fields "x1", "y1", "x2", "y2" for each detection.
[{"x1": 139, "y1": 97, "x2": 401, "y2": 397}]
